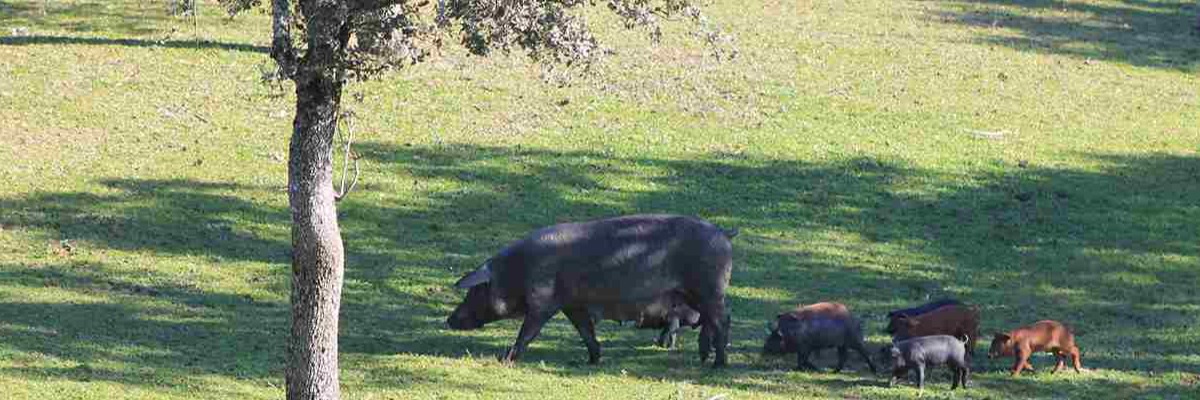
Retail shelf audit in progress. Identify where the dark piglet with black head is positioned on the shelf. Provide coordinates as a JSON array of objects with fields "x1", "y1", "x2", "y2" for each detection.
[
  {"x1": 763, "y1": 302, "x2": 877, "y2": 373},
  {"x1": 885, "y1": 335, "x2": 971, "y2": 395},
  {"x1": 446, "y1": 214, "x2": 737, "y2": 367}
]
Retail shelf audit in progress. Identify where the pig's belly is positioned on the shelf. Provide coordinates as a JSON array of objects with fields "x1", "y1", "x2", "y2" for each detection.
[{"x1": 572, "y1": 270, "x2": 680, "y2": 299}]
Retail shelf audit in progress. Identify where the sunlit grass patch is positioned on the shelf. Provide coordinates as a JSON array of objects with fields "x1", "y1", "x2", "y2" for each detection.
[{"x1": 2, "y1": 0, "x2": 1199, "y2": 399}]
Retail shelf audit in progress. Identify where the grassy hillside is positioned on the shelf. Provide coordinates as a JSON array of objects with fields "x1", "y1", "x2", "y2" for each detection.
[{"x1": 2, "y1": 0, "x2": 1198, "y2": 398}]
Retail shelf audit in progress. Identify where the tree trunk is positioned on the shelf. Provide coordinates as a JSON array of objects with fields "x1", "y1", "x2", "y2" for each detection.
[
  {"x1": 285, "y1": 67, "x2": 346, "y2": 400},
  {"x1": 282, "y1": 1, "x2": 352, "y2": 398}
]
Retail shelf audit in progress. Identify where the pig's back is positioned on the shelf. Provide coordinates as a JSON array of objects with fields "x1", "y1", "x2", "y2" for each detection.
[{"x1": 905, "y1": 335, "x2": 965, "y2": 364}]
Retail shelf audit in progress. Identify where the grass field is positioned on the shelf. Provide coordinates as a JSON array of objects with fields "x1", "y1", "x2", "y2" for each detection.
[{"x1": 2, "y1": 0, "x2": 1199, "y2": 398}]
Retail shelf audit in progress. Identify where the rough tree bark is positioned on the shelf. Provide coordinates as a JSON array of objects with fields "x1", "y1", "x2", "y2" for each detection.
[
  {"x1": 278, "y1": 1, "x2": 352, "y2": 400},
  {"x1": 286, "y1": 77, "x2": 345, "y2": 400}
]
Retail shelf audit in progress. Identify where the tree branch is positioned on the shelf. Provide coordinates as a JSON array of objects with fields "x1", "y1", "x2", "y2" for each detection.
[
  {"x1": 272, "y1": 0, "x2": 298, "y2": 78},
  {"x1": 348, "y1": 0, "x2": 390, "y2": 12},
  {"x1": 334, "y1": 110, "x2": 360, "y2": 202}
]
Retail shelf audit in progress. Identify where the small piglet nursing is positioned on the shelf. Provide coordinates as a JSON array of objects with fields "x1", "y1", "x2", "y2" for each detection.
[
  {"x1": 886, "y1": 335, "x2": 970, "y2": 394},
  {"x1": 763, "y1": 302, "x2": 877, "y2": 373},
  {"x1": 988, "y1": 320, "x2": 1082, "y2": 376},
  {"x1": 596, "y1": 295, "x2": 726, "y2": 350},
  {"x1": 638, "y1": 302, "x2": 703, "y2": 349}
]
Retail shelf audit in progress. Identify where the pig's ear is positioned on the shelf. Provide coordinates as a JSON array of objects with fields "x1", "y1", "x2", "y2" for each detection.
[
  {"x1": 454, "y1": 263, "x2": 492, "y2": 288},
  {"x1": 993, "y1": 332, "x2": 1010, "y2": 341}
]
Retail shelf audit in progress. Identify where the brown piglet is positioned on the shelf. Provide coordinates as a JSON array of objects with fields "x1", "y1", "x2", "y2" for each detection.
[
  {"x1": 988, "y1": 320, "x2": 1082, "y2": 376},
  {"x1": 891, "y1": 304, "x2": 981, "y2": 358}
]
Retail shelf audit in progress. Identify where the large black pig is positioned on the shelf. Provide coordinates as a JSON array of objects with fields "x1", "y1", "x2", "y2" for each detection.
[{"x1": 446, "y1": 214, "x2": 738, "y2": 367}]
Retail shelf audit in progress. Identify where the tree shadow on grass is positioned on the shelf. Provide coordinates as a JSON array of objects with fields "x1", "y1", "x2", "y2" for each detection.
[
  {"x1": 1, "y1": 143, "x2": 1197, "y2": 395},
  {"x1": 1, "y1": 0, "x2": 166, "y2": 36},
  {"x1": 339, "y1": 142, "x2": 951, "y2": 359},
  {"x1": 345, "y1": 142, "x2": 1199, "y2": 383},
  {"x1": 0, "y1": 179, "x2": 299, "y2": 390},
  {"x1": 0, "y1": 35, "x2": 269, "y2": 53},
  {"x1": 0, "y1": 176, "x2": 458, "y2": 388},
  {"x1": 0, "y1": 179, "x2": 291, "y2": 263},
  {"x1": 0, "y1": 262, "x2": 286, "y2": 387},
  {"x1": 0, "y1": 0, "x2": 267, "y2": 53},
  {"x1": 936, "y1": 0, "x2": 1200, "y2": 71}
]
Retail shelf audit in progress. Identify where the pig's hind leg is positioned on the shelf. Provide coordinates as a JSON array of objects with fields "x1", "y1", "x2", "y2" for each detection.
[
  {"x1": 696, "y1": 300, "x2": 728, "y2": 367},
  {"x1": 950, "y1": 361, "x2": 969, "y2": 390},
  {"x1": 849, "y1": 340, "x2": 878, "y2": 373},
  {"x1": 564, "y1": 308, "x2": 603, "y2": 364},
  {"x1": 833, "y1": 345, "x2": 849, "y2": 373},
  {"x1": 1068, "y1": 346, "x2": 1083, "y2": 373}
]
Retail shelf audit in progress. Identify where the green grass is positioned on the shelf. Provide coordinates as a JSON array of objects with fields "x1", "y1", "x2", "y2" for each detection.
[{"x1": 2, "y1": 0, "x2": 1199, "y2": 398}]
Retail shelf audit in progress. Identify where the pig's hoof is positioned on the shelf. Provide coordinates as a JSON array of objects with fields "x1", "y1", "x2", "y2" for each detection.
[{"x1": 498, "y1": 351, "x2": 519, "y2": 366}]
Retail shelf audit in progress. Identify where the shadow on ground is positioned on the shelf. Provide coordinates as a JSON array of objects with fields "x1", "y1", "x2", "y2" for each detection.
[
  {"x1": 1, "y1": 0, "x2": 167, "y2": 35},
  {"x1": 0, "y1": 0, "x2": 266, "y2": 52},
  {"x1": 938, "y1": 0, "x2": 1200, "y2": 71},
  {"x1": 1, "y1": 144, "x2": 1197, "y2": 394},
  {"x1": 0, "y1": 35, "x2": 268, "y2": 53},
  {"x1": 0, "y1": 262, "x2": 286, "y2": 386},
  {"x1": 0, "y1": 179, "x2": 291, "y2": 263}
]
